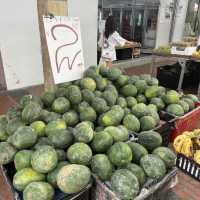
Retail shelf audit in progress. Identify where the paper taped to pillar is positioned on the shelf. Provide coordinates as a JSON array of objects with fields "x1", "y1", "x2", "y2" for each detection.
[{"x1": 43, "y1": 16, "x2": 85, "y2": 84}]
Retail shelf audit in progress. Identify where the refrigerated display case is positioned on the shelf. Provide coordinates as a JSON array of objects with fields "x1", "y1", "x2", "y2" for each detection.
[{"x1": 99, "y1": 0, "x2": 160, "y2": 49}]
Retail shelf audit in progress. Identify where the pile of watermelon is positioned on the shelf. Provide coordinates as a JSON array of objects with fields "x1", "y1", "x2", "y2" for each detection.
[{"x1": 0, "y1": 65, "x2": 198, "y2": 200}]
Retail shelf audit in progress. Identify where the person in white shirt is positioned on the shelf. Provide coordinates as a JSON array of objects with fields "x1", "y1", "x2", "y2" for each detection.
[{"x1": 98, "y1": 16, "x2": 134, "y2": 68}]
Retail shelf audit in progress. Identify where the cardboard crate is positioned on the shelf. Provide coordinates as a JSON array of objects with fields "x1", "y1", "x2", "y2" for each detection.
[
  {"x1": 91, "y1": 168, "x2": 178, "y2": 200},
  {"x1": 0, "y1": 163, "x2": 92, "y2": 200}
]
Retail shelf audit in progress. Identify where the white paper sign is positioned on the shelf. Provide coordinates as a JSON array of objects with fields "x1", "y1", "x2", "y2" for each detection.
[{"x1": 43, "y1": 16, "x2": 84, "y2": 84}]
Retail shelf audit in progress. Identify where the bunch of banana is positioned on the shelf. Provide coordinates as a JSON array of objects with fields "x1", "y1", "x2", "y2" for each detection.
[
  {"x1": 194, "y1": 150, "x2": 200, "y2": 165},
  {"x1": 173, "y1": 129, "x2": 200, "y2": 158},
  {"x1": 173, "y1": 134, "x2": 193, "y2": 157}
]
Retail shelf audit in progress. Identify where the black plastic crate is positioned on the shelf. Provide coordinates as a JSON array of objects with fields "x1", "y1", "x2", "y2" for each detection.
[
  {"x1": 2, "y1": 163, "x2": 92, "y2": 200},
  {"x1": 176, "y1": 153, "x2": 200, "y2": 182}
]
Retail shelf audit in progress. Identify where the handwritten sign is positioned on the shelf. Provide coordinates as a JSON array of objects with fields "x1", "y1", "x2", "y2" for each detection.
[{"x1": 43, "y1": 16, "x2": 84, "y2": 84}]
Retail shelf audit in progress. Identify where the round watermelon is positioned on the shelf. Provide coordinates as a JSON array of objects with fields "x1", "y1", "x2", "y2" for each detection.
[
  {"x1": 67, "y1": 143, "x2": 92, "y2": 165},
  {"x1": 152, "y1": 147, "x2": 176, "y2": 168},
  {"x1": 31, "y1": 145, "x2": 58, "y2": 173},
  {"x1": 140, "y1": 154, "x2": 166, "y2": 179},
  {"x1": 108, "y1": 142, "x2": 132, "y2": 167},
  {"x1": 91, "y1": 131, "x2": 113, "y2": 153},
  {"x1": 14, "y1": 150, "x2": 33, "y2": 171},
  {"x1": 13, "y1": 168, "x2": 45, "y2": 191},
  {"x1": 57, "y1": 164, "x2": 91, "y2": 194},
  {"x1": 0, "y1": 142, "x2": 17, "y2": 165},
  {"x1": 111, "y1": 169, "x2": 139, "y2": 200},
  {"x1": 91, "y1": 154, "x2": 113, "y2": 181},
  {"x1": 23, "y1": 181, "x2": 54, "y2": 200},
  {"x1": 73, "y1": 122, "x2": 94, "y2": 143},
  {"x1": 31, "y1": 121, "x2": 46, "y2": 137},
  {"x1": 123, "y1": 114, "x2": 140, "y2": 132},
  {"x1": 128, "y1": 142, "x2": 148, "y2": 164},
  {"x1": 52, "y1": 97, "x2": 70, "y2": 114}
]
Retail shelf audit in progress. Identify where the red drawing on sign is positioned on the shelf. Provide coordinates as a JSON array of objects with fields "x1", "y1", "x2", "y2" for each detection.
[{"x1": 51, "y1": 24, "x2": 81, "y2": 73}]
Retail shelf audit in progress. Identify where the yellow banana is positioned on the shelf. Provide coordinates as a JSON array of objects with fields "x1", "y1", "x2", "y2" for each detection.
[
  {"x1": 180, "y1": 138, "x2": 193, "y2": 157},
  {"x1": 194, "y1": 150, "x2": 200, "y2": 165},
  {"x1": 173, "y1": 134, "x2": 190, "y2": 153}
]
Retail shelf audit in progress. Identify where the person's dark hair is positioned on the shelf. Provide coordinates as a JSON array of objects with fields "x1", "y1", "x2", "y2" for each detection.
[{"x1": 104, "y1": 16, "x2": 116, "y2": 39}]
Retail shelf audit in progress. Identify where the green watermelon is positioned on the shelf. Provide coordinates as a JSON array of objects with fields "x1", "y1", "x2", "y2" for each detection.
[
  {"x1": 162, "y1": 90, "x2": 180, "y2": 105},
  {"x1": 177, "y1": 100, "x2": 190, "y2": 113},
  {"x1": 31, "y1": 121, "x2": 46, "y2": 137},
  {"x1": 47, "y1": 161, "x2": 69, "y2": 187},
  {"x1": 128, "y1": 75, "x2": 140, "y2": 84},
  {"x1": 40, "y1": 110, "x2": 61, "y2": 123},
  {"x1": 9, "y1": 126, "x2": 38, "y2": 149},
  {"x1": 128, "y1": 142, "x2": 148, "y2": 164},
  {"x1": 108, "y1": 142, "x2": 132, "y2": 167},
  {"x1": 140, "y1": 154, "x2": 166, "y2": 179},
  {"x1": 101, "y1": 106, "x2": 124, "y2": 126},
  {"x1": 145, "y1": 86, "x2": 159, "y2": 99},
  {"x1": 80, "y1": 78, "x2": 96, "y2": 91},
  {"x1": 14, "y1": 150, "x2": 33, "y2": 171},
  {"x1": 126, "y1": 97, "x2": 137, "y2": 108},
  {"x1": 67, "y1": 143, "x2": 92, "y2": 165},
  {"x1": 79, "y1": 107, "x2": 97, "y2": 122},
  {"x1": 102, "y1": 90, "x2": 117, "y2": 106},
  {"x1": 82, "y1": 89, "x2": 95, "y2": 103},
  {"x1": 135, "y1": 80, "x2": 147, "y2": 94},
  {"x1": 140, "y1": 74, "x2": 151, "y2": 82},
  {"x1": 22, "y1": 102, "x2": 42, "y2": 124},
  {"x1": 132, "y1": 103, "x2": 148, "y2": 118},
  {"x1": 57, "y1": 164, "x2": 91, "y2": 194},
  {"x1": 62, "y1": 110, "x2": 79, "y2": 126},
  {"x1": 48, "y1": 129, "x2": 73, "y2": 149},
  {"x1": 13, "y1": 168, "x2": 45, "y2": 191},
  {"x1": 91, "y1": 154, "x2": 113, "y2": 181},
  {"x1": 111, "y1": 169, "x2": 139, "y2": 200},
  {"x1": 33, "y1": 137, "x2": 53, "y2": 150},
  {"x1": 6, "y1": 118, "x2": 24, "y2": 135},
  {"x1": 31, "y1": 145, "x2": 58, "y2": 173},
  {"x1": 182, "y1": 98, "x2": 195, "y2": 110},
  {"x1": 6, "y1": 107, "x2": 21, "y2": 120},
  {"x1": 116, "y1": 75, "x2": 129, "y2": 87},
  {"x1": 107, "y1": 68, "x2": 122, "y2": 81},
  {"x1": 147, "y1": 77, "x2": 159, "y2": 86},
  {"x1": 152, "y1": 147, "x2": 176, "y2": 168},
  {"x1": 150, "y1": 97, "x2": 165, "y2": 110},
  {"x1": 184, "y1": 94, "x2": 199, "y2": 103},
  {"x1": 52, "y1": 97, "x2": 70, "y2": 114},
  {"x1": 91, "y1": 131, "x2": 113, "y2": 153},
  {"x1": 136, "y1": 94, "x2": 147, "y2": 104},
  {"x1": 23, "y1": 181, "x2": 54, "y2": 200},
  {"x1": 104, "y1": 126, "x2": 129, "y2": 142},
  {"x1": 91, "y1": 97, "x2": 109, "y2": 114},
  {"x1": 73, "y1": 122, "x2": 94, "y2": 143},
  {"x1": 41, "y1": 91, "x2": 56, "y2": 107},
  {"x1": 66, "y1": 85, "x2": 82, "y2": 105},
  {"x1": 126, "y1": 163, "x2": 146, "y2": 185},
  {"x1": 84, "y1": 66, "x2": 99, "y2": 79},
  {"x1": 116, "y1": 97, "x2": 127, "y2": 108},
  {"x1": 0, "y1": 142, "x2": 17, "y2": 165},
  {"x1": 120, "y1": 84, "x2": 137, "y2": 97},
  {"x1": 95, "y1": 76, "x2": 107, "y2": 91},
  {"x1": 166, "y1": 104, "x2": 184, "y2": 116},
  {"x1": 123, "y1": 114, "x2": 140, "y2": 132},
  {"x1": 138, "y1": 131, "x2": 162, "y2": 151},
  {"x1": 45, "y1": 119, "x2": 66, "y2": 136},
  {"x1": 140, "y1": 116, "x2": 157, "y2": 131}
]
